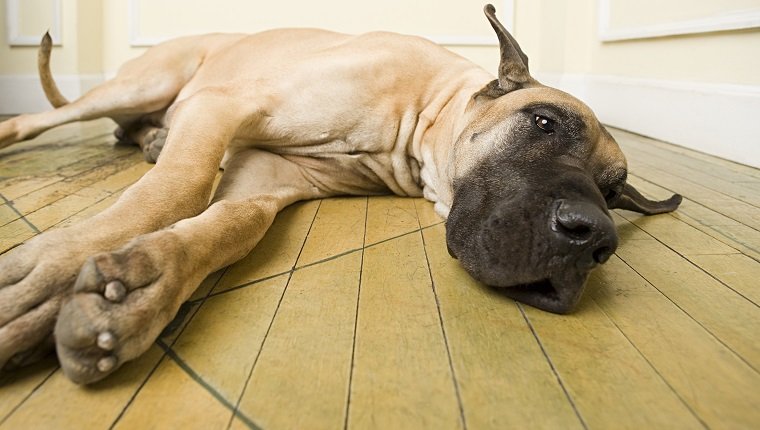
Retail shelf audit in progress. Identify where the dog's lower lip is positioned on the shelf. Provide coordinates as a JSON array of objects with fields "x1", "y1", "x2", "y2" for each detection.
[{"x1": 509, "y1": 278, "x2": 557, "y2": 297}]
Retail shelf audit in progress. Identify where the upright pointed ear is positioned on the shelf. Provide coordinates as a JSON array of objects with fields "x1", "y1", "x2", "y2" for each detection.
[
  {"x1": 608, "y1": 183, "x2": 683, "y2": 215},
  {"x1": 477, "y1": 4, "x2": 535, "y2": 98}
]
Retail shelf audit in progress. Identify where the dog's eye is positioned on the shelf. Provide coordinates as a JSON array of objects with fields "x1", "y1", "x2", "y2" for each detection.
[{"x1": 534, "y1": 115, "x2": 555, "y2": 134}]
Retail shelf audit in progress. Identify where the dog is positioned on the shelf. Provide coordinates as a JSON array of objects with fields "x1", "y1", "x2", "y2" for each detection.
[{"x1": 0, "y1": 5, "x2": 681, "y2": 384}]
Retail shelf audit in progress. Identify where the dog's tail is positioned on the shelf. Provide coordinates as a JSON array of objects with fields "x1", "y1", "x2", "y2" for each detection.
[{"x1": 38, "y1": 31, "x2": 69, "y2": 108}]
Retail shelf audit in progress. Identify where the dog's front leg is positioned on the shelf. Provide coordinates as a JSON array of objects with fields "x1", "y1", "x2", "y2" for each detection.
[
  {"x1": 0, "y1": 89, "x2": 255, "y2": 380},
  {"x1": 53, "y1": 149, "x2": 323, "y2": 384}
]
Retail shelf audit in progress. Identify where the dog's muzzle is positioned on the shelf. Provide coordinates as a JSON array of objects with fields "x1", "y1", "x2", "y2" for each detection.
[
  {"x1": 494, "y1": 199, "x2": 618, "y2": 314},
  {"x1": 446, "y1": 183, "x2": 619, "y2": 314}
]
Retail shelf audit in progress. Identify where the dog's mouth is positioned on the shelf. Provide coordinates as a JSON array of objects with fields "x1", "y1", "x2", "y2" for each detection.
[
  {"x1": 509, "y1": 278, "x2": 557, "y2": 298},
  {"x1": 496, "y1": 276, "x2": 585, "y2": 314}
]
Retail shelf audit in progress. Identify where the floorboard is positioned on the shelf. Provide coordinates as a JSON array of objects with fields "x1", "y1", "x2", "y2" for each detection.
[{"x1": 1, "y1": 120, "x2": 758, "y2": 429}]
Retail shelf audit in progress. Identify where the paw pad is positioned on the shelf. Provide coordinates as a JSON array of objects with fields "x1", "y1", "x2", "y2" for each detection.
[
  {"x1": 104, "y1": 281, "x2": 126, "y2": 302},
  {"x1": 97, "y1": 331, "x2": 116, "y2": 350},
  {"x1": 97, "y1": 356, "x2": 117, "y2": 372}
]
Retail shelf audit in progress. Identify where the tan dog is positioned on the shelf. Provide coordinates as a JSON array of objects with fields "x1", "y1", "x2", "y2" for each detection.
[{"x1": 0, "y1": 5, "x2": 680, "y2": 384}]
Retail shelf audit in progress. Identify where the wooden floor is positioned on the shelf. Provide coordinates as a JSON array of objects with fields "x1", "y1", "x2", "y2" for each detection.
[{"x1": 0, "y1": 118, "x2": 758, "y2": 430}]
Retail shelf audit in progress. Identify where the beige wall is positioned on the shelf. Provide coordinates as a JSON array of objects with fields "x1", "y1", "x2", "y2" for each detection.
[
  {"x1": 0, "y1": 0, "x2": 758, "y2": 165},
  {"x1": 4, "y1": 0, "x2": 756, "y2": 84},
  {"x1": 0, "y1": 0, "x2": 507, "y2": 113},
  {"x1": 0, "y1": 0, "x2": 103, "y2": 74},
  {"x1": 513, "y1": 0, "x2": 760, "y2": 85},
  {"x1": 0, "y1": 0, "x2": 505, "y2": 77}
]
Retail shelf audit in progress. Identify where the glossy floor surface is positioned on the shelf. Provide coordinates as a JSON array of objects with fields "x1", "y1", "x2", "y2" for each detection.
[{"x1": 1, "y1": 119, "x2": 758, "y2": 429}]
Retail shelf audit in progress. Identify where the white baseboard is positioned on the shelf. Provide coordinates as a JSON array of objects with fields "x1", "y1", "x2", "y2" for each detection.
[
  {"x1": 0, "y1": 74, "x2": 104, "y2": 115},
  {"x1": 536, "y1": 73, "x2": 760, "y2": 169}
]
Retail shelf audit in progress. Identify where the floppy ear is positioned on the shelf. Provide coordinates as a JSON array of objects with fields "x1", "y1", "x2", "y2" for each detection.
[
  {"x1": 608, "y1": 183, "x2": 683, "y2": 215},
  {"x1": 477, "y1": 4, "x2": 535, "y2": 98}
]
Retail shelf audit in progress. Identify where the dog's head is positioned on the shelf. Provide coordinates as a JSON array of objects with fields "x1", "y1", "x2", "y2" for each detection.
[{"x1": 445, "y1": 5, "x2": 682, "y2": 314}]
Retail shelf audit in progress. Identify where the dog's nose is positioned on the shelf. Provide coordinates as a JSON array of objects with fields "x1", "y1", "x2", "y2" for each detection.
[{"x1": 553, "y1": 200, "x2": 618, "y2": 269}]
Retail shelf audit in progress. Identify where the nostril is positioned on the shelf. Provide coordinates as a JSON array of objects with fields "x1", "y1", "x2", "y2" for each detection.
[
  {"x1": 554, "y1": 208, "x2": 595, "y2": 242},
  {"x1": 556, "y1": 222, "x2": 593, "y2": 241},
  {"x1": 593, "y1": 246, "x2": 613, "y2": 264}
]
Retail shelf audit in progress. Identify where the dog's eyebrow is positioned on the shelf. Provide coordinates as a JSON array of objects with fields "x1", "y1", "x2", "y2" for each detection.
[{"x1": 522, "y1": 102, "x2": 565, "y2": 115}]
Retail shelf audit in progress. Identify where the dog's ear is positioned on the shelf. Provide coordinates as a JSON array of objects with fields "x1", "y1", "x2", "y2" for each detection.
[
  {"x1": 476, "y1": 4, "x2": 534, "y2": 98},
  {"x1": 608, "y1": 183, "x2": 683, "y2": 215}
]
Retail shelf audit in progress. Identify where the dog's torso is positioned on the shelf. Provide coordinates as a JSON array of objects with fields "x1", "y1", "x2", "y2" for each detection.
[{"x1": 150, "y1": 29, "x2": 490, "y2": 206}]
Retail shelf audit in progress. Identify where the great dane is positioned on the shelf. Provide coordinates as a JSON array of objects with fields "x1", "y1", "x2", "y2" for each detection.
[{"x1": 0, "y1": 5, "x2": 680, "y2": 384}]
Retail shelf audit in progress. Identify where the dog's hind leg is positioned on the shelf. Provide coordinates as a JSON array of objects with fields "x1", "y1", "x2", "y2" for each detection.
[
  {"x1": 0, "y1": 76, "x2": 181, "y2": 150},
  {"x1": 53, "y1": 149, "x2": 324, "y2": 384},
  {"x1": 0, "y1": 75, "x2": 182, "y2": 151},
  {"x1": 139, "y1": 127, "x2": 169, "y2": 163},
  {"x1": 115, "y1": 123, "x2": 169, "y2": 163},
  {"x1": 0, "y1": 35, "x2": 209, "y2": 149}
]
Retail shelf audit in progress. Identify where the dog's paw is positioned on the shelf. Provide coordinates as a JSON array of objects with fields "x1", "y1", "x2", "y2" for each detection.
[
  {"x1": 54, "y1": 231, "x2": 187, "y2": 384},
  {"x1": 113, "y1": 125, "x2": 132, "y2": 144},
  {"x1": 142, "y1": 128, "x2": 168, "y2": 163},
  {"x1": 113, "y1": 125, "x2": 167, "y2": 163},
  {"x1": 0, "y1": 231, "x2": 87, "y2": 371}
]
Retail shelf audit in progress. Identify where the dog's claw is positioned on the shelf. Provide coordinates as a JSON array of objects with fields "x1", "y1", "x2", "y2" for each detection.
[
  {"x1": 104, "y1": 281, "x2": 126, "y2": 302},
  {"x1": 113, "y1": 126, "x2": 126, "y2": 141},
  {"x1": 97, "y1": 356, "x2": 117, "y2": 372},
  {"x1": 75, "y1": 258, "x2": 103, "y2": 292},
  {"x1": 97, "y1": 332, "x2": 116, "y2": 350}
]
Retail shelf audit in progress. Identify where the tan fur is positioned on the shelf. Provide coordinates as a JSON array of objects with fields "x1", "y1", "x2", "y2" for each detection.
[
  {"x1": 0, "y1": 25, "x2": 629, "y2": 383},
  {"x1": 37, "y1": 32, "x2": 69, "y2": 108},
  {"x1": 447, "y1": 87, "x2": 625, "y2": 207}
]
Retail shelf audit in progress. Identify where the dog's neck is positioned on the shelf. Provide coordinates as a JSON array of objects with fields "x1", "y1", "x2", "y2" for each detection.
[{"x1": 414, "y1": 72, "x2": 492, "y2": 219}]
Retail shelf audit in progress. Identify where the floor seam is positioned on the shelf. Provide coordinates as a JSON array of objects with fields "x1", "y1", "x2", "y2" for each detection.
[
  {"x1": 615, "y1": 252, "x2": 759, "y2": 375},
  {"x1": 109, "y1": 266, "x2": 230, "y2": 429},
  {"x1": 590, "y1": 296, "x2": 710, "y2": 429},
  {"x1": 108, "y1": 355, "x2": 168, "y2": 430},
  {"x1": 157, "y1": 340, "x2": 262, "y2": 430},
  {"x1": 517, "y1": 304, "x2": 589, "y2": 430},
  {"x1": 200, "y1": 221, "x2": 446, "y2": 303},
  {"x1": 610, "y1": 127, "x2": 760, "y2": 180},
  {"x1": 628, "y1": 173, "x2": 760, "y2": 236},
  {"x1": 0, "y1": 365, "x2": 59, "y2": 426},
  {"x1": 0, "y1": 193, "x2": 41, "y2": 234},
  {"x1": 616, "y1": 210, "x2": 759, "y2": 309},
  {"x1": 416, "y1": 206, "x2": 468, "y2": 430},
  {"x1": 1, "y1": 158, "x2": 145, "y2": 237},
  {"x1": 0, "y1": 149, "x2": 140, "y2": 221},
  {"x1": 620, "y1": 139, "x2": 760, "y2": 195},
  {"x1": 343, "y1": 196, "x2": 368, "y2": 430},
  {"x1": 42, "y1": 185, "x2": 129, "y2": 233},
  {"x1": 224, "y1": 198, "x2": 323, "y2": 430},
  {"x1": 192, "y1": 269, "x2": 293, "y2": 303}
]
